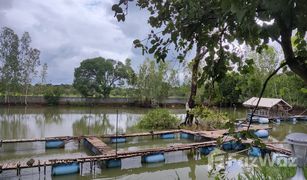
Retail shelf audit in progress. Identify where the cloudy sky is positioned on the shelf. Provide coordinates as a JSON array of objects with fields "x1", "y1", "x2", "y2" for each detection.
[{"x1": 0, "y1": 0, "x2": 156, "y2": 84}]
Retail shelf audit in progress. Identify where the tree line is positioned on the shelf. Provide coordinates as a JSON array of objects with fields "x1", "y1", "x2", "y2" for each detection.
[
  {"x1": 0, "y1": 27, "x2": 47, "y2": 104},
  {"x1": 0, "y1": 27, "x2": 305, "y2": 108},
  {"x1": 71, "y1": 50, "x2": 306, "y2": 107}
]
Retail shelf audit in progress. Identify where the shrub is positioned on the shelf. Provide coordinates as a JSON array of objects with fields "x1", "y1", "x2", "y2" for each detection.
[
  {"x1": 137, "y1": 109, "x2": 180, "y2": 130},
  {"x1": 44, "y1": 87, "x2": 62, "y2": 105},
  {"x1": 190, "y1": 106, "x2": 229, "y2": 130}
]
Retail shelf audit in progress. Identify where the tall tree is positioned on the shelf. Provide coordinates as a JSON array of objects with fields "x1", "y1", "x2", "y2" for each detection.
[
  {"x1": 73, "y1": 57, "x2": 135, "y2": 98},
  {"x1": 19, "y1": 32, "x2": 40, "y2": 105},
  {"x1": 40, "y1": 63, "x2": 48, "y2": 85},
  {"x1": 134, "y1": 59, "x2": 176, "y2": 105},
  {"x1": 0, "y1": 27, "x2": 20, "y2": 103},
  {"x1": 113, "y1": 0, "x2": 241, "y2": 125}
]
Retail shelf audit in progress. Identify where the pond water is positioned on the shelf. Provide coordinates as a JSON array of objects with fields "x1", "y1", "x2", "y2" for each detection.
[{"x1": 0, "y1": 106, "x2": 306, "y2": 180}]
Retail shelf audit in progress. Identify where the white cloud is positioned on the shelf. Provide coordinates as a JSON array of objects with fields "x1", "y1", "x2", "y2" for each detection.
[{"x1": 0, "y1": 0, "x2": 150, "y2": 84}]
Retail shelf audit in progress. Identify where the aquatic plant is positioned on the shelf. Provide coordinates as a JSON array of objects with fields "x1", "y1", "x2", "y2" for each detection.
[{"x1": 137, "y1": 109, "x2": 180, "y2": 130}]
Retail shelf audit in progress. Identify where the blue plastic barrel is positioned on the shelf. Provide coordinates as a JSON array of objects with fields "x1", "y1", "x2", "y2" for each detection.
[
  {"x1": 180, "y1": 133, "x2": 193, "y2": 139},
  {"x1": 111, "y1": 137, "x2": 126, "y2": 143},
  {"x1": 258, "y1": 117, "x2": 269, "y2": 124},
  {"x1": 222, "y1": 142, "x2": 234, "y2": 151},
  {"x1": 144, "y1": 153, "x2": 165, "y2": 163},
  {"x1": 52, "y1": 162, "x2": 79, "y2": 176},
  {"x1": 160, "y1": 133, "x2": 175, "y2": 139},
  {"x1": 106, "y1": 159, "x2": 121, "y2": 168},
  {"x1": 254, "y1": 130, "x2": 269, "y2": 138},
  {"x1": 46, "y1": 140, "x2": 65, "y2": 149},
  {"x1": 248, "y1": 147, "x2": 261, "y2": 157},
  {"x1": 200, "y1": 146, "x2": 215, "y2": 155}
]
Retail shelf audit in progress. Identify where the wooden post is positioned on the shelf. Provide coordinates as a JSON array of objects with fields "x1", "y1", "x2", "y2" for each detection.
[
  {"x1": 44, "y1": 162, "x2": 46, "y2": 175},
  {"x1": 0, "y1": 140, "x2": 2, "y2": 147},
  {"x1": 116, "y1": 110, "x2": 118, "y2": 157},
  {"x1": 16, "y1": 162, "x2": 20, "y2": 176},
  {"x1": 93, "y1": 161, "x2": 96, "y2": 174},
  {"x1": 38, "y1": 160, "x2": 41, "y2": 173},
  {"x1": 90, "y1": 161, "x2": 93, "y2": 173},
  {"x1": 80, "y1": 162, "x2": 83, "y2": 175}
]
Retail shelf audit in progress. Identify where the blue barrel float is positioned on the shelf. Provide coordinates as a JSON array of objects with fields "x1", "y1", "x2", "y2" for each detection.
[
  {"x1": 180, "y1": 132, "x2": 194, "y2": 139},
  {"x1": 106, "y1": 159, "x2": 121, "y2": 168},
  {"x1": 46, "y1": 140, "x2": 65, "y2": 149},
  {"x1": 111, "y1": 137, "x2": 126, "y2": 143},
  {"x1": 254, "y1": 129, "x2": 269, "y2": 138},
  {"x1": 222, "y1": 141, "x2": 245, "y2": 151},
  {"x1": 144, "y1": 153, "x2": 165, "y2": 163},
  {"x1": 200, "y1": 146, "x2": 215, "y2": 155},
  {"x1": 160, "y1": 133, "x2": 175, "y2": 139},
  {"x1": 248, "y1": 147, "x2": 262, "y2": 157},
  {"x1": 51, "y1": 162, "x2": 79, "y2": 176},
  {"x1": 222, "y1": 141, "x2": 233, "y2": 151},
  {"x1": 258, "y1": 117, "x2": 269, "y2": 124}
]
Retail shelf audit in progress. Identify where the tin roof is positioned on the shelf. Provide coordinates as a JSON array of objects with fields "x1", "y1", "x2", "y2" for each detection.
[{"x1": 243, "y1": 97, "x2": 292, "y2": 109}]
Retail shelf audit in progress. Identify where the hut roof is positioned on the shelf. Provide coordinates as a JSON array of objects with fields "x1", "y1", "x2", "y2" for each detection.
[{"x1": 243, "y1": 97, "x2": 292, "y2": 109}]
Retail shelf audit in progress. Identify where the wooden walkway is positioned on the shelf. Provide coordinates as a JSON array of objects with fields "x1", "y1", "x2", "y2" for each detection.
[
  {"x1": 101, "y1": 129, "x2": 181, "y2": 138},
  {"x1": 1, "y1": 135, "x2": 89, "y2": 144},
  {"x1": 0, "y1": 140, "x2": 217, "y2": 171},
  {"x1": 198, "y1": 124, "x2": 271, "y2": 139},
  {"x1": 0, "y1": 130, "x2": 181, "y2": 144},
  {"x1": 84, "y1": 137, "x2": 113, "y2": 155}
]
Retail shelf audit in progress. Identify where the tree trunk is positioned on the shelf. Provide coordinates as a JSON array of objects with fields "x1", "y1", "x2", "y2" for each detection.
[
  {"x1": 278, "y1": 19, "x2": 307, "y2": 84},
  {"x1": 184, "y1": 46, "x2": 207, "y2": 126},
  {"x1": 24, "y1": 84, "x2": 29, "y2": 106}
]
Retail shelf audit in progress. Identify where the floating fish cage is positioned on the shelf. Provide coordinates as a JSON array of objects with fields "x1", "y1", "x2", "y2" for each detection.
[
  {"x1": 45, "y1": 140, "x2": 65, "y2": 149},
  {"x1": 51, "y1": 162, "x2": 79, "y2": 176},
  {"x1": 160, "y1": 133, "x2": 175, "y2": 139},
  {"x1": 110, "y1": 137, "x2": 127, "y2": 143}
]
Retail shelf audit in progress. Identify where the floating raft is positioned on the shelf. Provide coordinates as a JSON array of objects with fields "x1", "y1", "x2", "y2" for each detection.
[
  {"x1": 0, "y1": 140, "x2": 217, "y2": 171},
  {"x1": 0, "y1": 128, "x2": 291, "y2": 174}
]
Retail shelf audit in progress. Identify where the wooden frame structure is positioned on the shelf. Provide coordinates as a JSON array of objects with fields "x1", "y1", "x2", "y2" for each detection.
[{"x1": 243, "y1": 97, "x2": 292, "y2": 119}]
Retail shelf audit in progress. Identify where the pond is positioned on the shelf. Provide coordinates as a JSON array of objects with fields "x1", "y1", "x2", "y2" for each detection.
[{"x1": 0, "y1": 106, "x2": 306, "y2": 179}]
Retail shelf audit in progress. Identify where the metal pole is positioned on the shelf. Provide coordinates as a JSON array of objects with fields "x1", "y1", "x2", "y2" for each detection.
[{"x1": 116, "y1": 109, "x2": 118, "y2": 157}]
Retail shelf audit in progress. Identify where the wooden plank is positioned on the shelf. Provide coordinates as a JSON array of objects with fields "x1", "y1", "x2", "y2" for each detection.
[
  {"x1": 2, "y1": 135, "x2": 90, "y2": 144},
  {"x1": 101, "y1": 130, "x2": 181, "y2": 138},
  {"x1": 84, "y1": 137, "x2": 113, "y2": 155}
]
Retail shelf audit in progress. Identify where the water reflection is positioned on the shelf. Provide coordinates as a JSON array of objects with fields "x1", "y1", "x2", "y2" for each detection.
[
  {"x1": 73, "y1": 113, "x2": 115, "y2": 135},
  {"x1": 0, "y1": 107, "x2": 149, "y2": 139}
]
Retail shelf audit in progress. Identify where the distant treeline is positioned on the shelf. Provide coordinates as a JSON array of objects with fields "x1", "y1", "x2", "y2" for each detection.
[{"x1": 0, "y1": 27, "x2": 306, "y2": 107}]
